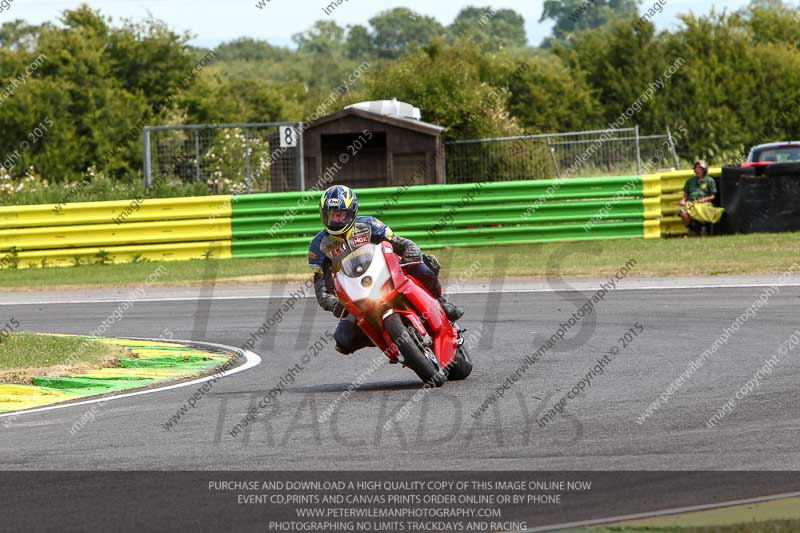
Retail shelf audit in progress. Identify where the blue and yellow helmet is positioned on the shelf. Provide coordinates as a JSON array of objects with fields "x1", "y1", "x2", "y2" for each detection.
[{"x1": 320, "y1": 185, "x2": 358, "y2": 235}]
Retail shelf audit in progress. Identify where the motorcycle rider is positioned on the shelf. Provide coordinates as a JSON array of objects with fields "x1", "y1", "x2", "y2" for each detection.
[{"x1": 309, "y1": 184, "x2": 464, "y2": 355}]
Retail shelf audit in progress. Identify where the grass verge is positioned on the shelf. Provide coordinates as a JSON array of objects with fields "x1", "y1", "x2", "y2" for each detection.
[
  {"x1": 0, "y1": 334, "x2": 130, "y2": 384},
  {"x1": 1, "y1": 232, "x2": 798, "y2": 290},
  {"x1": 596, "y1": 518, "x2": 800, "y2": 532}
]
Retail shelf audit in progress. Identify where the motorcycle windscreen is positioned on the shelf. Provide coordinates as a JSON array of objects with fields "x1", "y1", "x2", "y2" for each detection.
[
  {"x1": 339, "y1": 245, "x2": 376, "y2": 278},
  {"x1": 336, "y1": 244, "x2": 391, "y2": 302}
]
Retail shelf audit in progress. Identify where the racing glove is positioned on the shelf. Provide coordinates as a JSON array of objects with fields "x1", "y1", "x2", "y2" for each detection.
[
  {"x1": 314, "y1": 271, "x2": 340, "y2": 311},
  {"x1": 391, "y1": 235, "x2": 422, "y2": 263},
  {"x1": 423, "y1": 254, "x2": 442, "y2": 275},
  {"x1": 332, "y1": 301, "x2": 348, "y2": 318}
]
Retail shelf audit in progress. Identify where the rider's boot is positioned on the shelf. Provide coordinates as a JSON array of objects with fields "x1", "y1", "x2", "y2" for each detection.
[
  {"x1": 335, "y1": 344, "x2": 350, "y2": 355},
  {"x1": 438, "y1": 297, "x2": 464, "y2": 322}
]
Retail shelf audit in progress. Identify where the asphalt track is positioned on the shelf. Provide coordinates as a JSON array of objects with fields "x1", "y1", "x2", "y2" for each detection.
[{"x1": 1, "y1": 274, "x2": 800, "y2": 530}]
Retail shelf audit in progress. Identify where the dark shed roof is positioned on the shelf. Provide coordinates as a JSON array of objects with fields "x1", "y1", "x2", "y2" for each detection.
[{"x1": 305, "y1": 107, "x2": 445, "y2": 135}]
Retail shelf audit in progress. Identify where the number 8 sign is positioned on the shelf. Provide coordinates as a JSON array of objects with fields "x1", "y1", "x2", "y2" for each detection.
[{"x1": 279, "y1": 126, "x2": 298, "y2": 148}]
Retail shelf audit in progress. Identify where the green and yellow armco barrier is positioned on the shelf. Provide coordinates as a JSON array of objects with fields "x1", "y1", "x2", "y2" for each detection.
[
  {"x1": 0, "y1": 336, "x2": 234, "y2": 413},
  {"x1": 0, "y1": 172, "x2": 706, "y2": 269},
  {"x1": 644, "y1": 167, "x2": 723, "y2": 236},
  {"x1": 0, "y1": 196, "x2": 232, "y2": 268},
  {"x1": 231, "y1": 176, "x2": 661, "y2": 258}
]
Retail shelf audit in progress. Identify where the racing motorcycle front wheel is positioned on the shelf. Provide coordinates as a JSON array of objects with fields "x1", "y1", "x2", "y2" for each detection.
[
  {"x1": 384, "y1": 313, "x2": 446, "y2": 387},
  {"x1": 446, "y1": 335, "x2": 472, "y2": 381}
]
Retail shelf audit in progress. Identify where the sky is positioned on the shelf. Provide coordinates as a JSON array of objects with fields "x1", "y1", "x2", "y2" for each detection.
[{"x1": 1, "y1": 0, "x2": 756, "y2": 49}]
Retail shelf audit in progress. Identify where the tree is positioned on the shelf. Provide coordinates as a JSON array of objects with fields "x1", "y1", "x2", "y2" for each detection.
[
  {"x1": 659, "y1": 11, "x2": 800, "y2": 162},
  {"x1": 369, "y1": 8, "x2": 445, "y2": 58},
  {"x1": 365, "y1": 41, "x2": 522, "y2": 140},
  {"x1": 107, "y1": 16, "x2": 194, "y2": 114},
  {"x1": 0, "y1": 20, "x2": 49, "y2": 51},
  {"x1": 292, "y1": 20, "x2": 346, "y2": 55},
  {"x1": 291, "y1": 20, "x2": 353, "y2": 95},
  {"x1": 540, "y1": 0, "x2": 640, "y2": 44},
  {"x1": 5, "y1": 0, "x2": 800, "y2": 189},
  {"x1": 345, "y1": 24, "x2": 375, "y2": 59},
  {"x1": 505, "y1": 54, "x2": 600, "y2": 133},
  {"x1": 176, "y1": 75, "x2": 286, "y2": 125},
  {"x1": 741, "y1": 0, "x2": 800, "y2": 45},
  {"x1": 554, "y1": 17, "x2": 664, "y2": 129},
  {"x1": 1, "y1": 6, "x2": 151, "y2": 179},
  {"x1": 449, "y1": 7, "x2": 527, "y2": 50},
  {"x1": 213, "y1": 37, "x2": 287, "y2": 62}
]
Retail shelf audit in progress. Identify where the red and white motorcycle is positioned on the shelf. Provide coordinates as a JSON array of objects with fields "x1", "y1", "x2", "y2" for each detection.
[{"x1": 334, "y1": 241, "x2": 472, "y2": 386}]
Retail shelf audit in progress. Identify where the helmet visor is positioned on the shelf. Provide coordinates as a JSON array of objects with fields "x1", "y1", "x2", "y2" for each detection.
[{"x1": 321, "y1": 209, "x2": 353, "y2": 232}]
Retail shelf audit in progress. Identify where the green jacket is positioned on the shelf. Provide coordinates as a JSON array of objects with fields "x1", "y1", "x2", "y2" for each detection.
[{"x1": 683, "y1": 176, "x2": 717, "y2": 201}]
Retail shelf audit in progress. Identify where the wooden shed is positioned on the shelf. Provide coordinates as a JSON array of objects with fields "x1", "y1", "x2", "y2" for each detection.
[{"x1": 302, "y1": 106, "x2": 446, "y2": 189}]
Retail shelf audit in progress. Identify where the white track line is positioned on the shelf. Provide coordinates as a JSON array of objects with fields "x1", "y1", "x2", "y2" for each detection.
[
  {"x1": 3, "y1": 282, "x2": 800, "y2": 306},
  {"x1": 524, "y1": 489, "x2": 800, "y2": 532},
  {"x1": 0, "y1": 339, "x2": 261, "y2": 420}
]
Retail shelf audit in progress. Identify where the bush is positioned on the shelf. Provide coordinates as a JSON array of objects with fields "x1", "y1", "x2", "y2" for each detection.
[{"x1": 0, "y1": 166, "x2": 210, "y2": 207}]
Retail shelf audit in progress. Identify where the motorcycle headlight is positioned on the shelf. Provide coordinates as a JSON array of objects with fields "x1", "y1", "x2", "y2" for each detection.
[{"x1": 365, "y1": 279, "x2": 394, "y2": 303}]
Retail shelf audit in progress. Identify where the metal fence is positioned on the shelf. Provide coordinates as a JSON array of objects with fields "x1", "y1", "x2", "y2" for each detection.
[
  {"x1": 444, "y1": 127, "x2": 680, "y2": 183},
  {"x1": 143, "y1": 122, "x2": 304, "y2": 193},
  {"x1": 142, "y1": 123, "x2": 679, "y2": 193}
]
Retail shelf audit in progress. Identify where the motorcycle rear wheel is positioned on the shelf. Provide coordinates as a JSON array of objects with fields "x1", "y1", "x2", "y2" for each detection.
[{"x1": 384, "y1": 313, "x2": 445, "y2": 387}]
